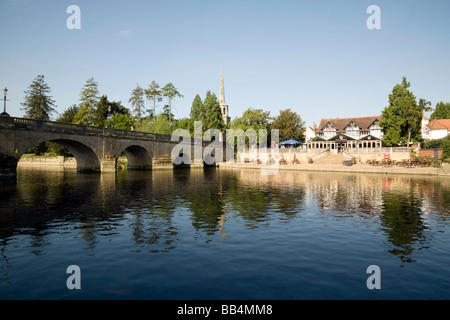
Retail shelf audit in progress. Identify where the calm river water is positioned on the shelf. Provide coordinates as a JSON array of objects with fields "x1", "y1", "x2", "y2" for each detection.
[{"x1": 1, "y1": 167, "x2": 450, "y2": 300}]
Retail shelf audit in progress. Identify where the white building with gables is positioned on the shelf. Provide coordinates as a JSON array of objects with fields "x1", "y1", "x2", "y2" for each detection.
[{"x1": 307, "y1": 116, "x2": 383, "y2": 151}]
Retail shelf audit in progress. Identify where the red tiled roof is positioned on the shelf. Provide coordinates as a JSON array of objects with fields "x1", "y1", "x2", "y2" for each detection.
[
  {"x1": 316, "y1": 116, "x2": 381, "y2": 133},
  {"x1": 427, "y1": 119, "x2": 450, "y2": 130}
]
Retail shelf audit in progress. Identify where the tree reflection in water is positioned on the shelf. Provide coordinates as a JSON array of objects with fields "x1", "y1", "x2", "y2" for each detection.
[{"x1": 0, "y1": 167, "x2": 449, "y2": 265}]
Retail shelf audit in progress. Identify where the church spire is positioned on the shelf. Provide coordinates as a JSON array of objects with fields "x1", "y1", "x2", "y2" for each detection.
[
  {"x1": 220, "y1": 69, "x2": 226, "y2": 105},
  {"x1": 219, "y1": 70, "x2": 230, "y2": 126}
]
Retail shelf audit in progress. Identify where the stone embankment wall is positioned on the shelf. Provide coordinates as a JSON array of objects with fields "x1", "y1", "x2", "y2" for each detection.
[{"x1": 18, "y1": 156, "x2": 77, "y2": 168}]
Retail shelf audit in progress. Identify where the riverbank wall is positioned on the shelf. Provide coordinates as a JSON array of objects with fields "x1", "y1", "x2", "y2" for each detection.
[
  {"x1": 18, "y1": 156, "x2": 77, "y2": 168},
  {"x1": 218, "y1": 162, "x2": 450, "y2": 176},
  {"x1": 17, "y1": 155, "x2": 450, "y2": 176}
]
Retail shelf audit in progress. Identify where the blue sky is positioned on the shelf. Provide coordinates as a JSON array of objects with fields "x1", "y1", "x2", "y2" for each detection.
[{"x1": 1, "y1": 0, "x2": 449, "y2": 126}]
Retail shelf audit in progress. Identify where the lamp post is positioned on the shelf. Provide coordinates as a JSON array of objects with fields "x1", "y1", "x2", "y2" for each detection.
[{"x1": 1, "y1": 87, "x2": 9, "y2": 117}]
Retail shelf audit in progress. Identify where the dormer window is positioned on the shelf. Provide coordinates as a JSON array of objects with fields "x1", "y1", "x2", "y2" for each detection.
[
  {"x1": 345, "y1": 121, "x2": 360, "y2": 137},
  {"x1": 323, "y1": 123, "x2": 336, "y2": 138},
  {"x1": 369, "y1": 120, "x2": 382, "y2": 138}
]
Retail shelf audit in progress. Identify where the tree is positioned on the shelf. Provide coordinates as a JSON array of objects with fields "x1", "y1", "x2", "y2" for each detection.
[
  {"x1": 162, "y1": 104, "x2": 175, "y2": 121},
  {"x1": 173, "y1": 117, "x2": 192, "y2": 134},
  {"x1": 162, "y1": 83, "x2": 183, "y2": 125},
  {"x1": 94, "y1": 95, "x2": 111, "y2": 127},
  {"x1": 230, "y1": 107, "x2": 271, "y2": 130},
  {"x1": 73, "y1": 77, "x2": 100, "y2": 126},
  {"x1": 140, "y1": 113, "x2": 172, "y2": 135},
  {"x1": 21, "y1": 75, "x2": 56, "y2": 120},
  {"x1": 424, "y1": 136, "x2": 450, "y2": 160},
  {"x1": 94, "y1": 95, "x2": 131, "y2": 128},
  {"x1": 430, "y1": 101, "x2": 450, "y2": 120},
  {"x1": 109, "y1": 113, "x2": 133, "y2": 130},
  {"x1": 270, "y1": 109, "x2": 305, "y2": 142},
  {"x1": 129, "y1": 84, "x2": 145, "y2": 129},
  {"x1": 229, "y1": 108, "x2": 271, "y2": 146},
  {"x1": 203, "y1": 90, "x2": 225, "y2": 132},
  {"x1": 56, "y1": 105, "x2": 80, "y2": 124},
  {"x1": 380, "y1": 77, "x2": 432, "y2": 146},
  {"x1": 145, "y1": 81, "x2": 163, "y2": 119},
  {"x1": 190, "y1": 94, "x2": 205, "y2": 132}
]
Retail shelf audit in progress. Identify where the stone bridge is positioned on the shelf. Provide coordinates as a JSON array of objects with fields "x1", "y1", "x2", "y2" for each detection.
[{"x1": 0, "y1": 116, "x2": 223, "y2": 178}]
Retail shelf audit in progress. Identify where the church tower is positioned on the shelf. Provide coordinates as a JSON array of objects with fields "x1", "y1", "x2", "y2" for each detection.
[{"x1": 219, "y1": 70, "x2": 230, "y2": 126}]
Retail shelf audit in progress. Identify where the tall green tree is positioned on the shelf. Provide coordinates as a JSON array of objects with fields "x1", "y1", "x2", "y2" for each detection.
[
  {"x1": 380, "y1": 77, "x2": 432, "y2": 146},
  {"x1": 21, "y1": 75, "x2": 56, "y2": 120},
  {"x1": 129, "y1": 84, "x2": 145, "y2": 129},
  {"x1": 203, "y1": 90, "x2": 225, "y2": 132},
  {"x1": 145, "y1": 81, "x2": 163, "y2": 119},
  {"x1": 162, "y1": 83, "x2": 183, "y2": 125},
  {"x1": 430, "y1": 101, "x2": 450, "y2": 120},
  {"x1": 270, "y1": 109, "x2": 305, "y2": 142},
  {"x1": 73, "y1": 77, "x2": 100, "y2": 126},
  {"x1": 189, "y1": 94, "x2": 205, "y2": 132},
  {"x1": 56, "y1": 105, "x2": 79, "y2": 123}
]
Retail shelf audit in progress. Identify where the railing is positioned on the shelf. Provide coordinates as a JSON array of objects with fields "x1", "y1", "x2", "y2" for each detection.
[{"x1": 1, "y1": 116, "x2": 209, "y2": 143}]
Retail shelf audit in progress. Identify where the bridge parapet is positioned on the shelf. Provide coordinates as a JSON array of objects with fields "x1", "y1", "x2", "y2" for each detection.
[{"x1": 0, "y1": 116, "x2": 180, "y2": 142}]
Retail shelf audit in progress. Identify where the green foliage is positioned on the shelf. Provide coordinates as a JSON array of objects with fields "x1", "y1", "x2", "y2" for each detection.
[
  {"x1": 270, "y1": 108, "x2": 305, "y2": 142},
  {"x1": 21, "y1": 75, "x2": 56, "y2": 120},
  {"x1": 109, "y1": 113, "x2": 133, "y2": 130},
  {"x1": 73, "y1": 77, "x2": 100, "y2": 126},
  {"x1": 45, "y1": 142, "x2": 73, "y2": 157},
  {"x1": 95, "y1": 96, "x2": 131, "y2": 128},
  {"x1": 380, "y1": 77, "x2": 432, "y2": 146},
  {"x1": 424, "y1": 136, "x2": 450, "y2": 160},
  {"x1": 140, "y1": 114, "x2": 172, "y2": 135},
  {"x1": 229, "y1": 108, "x2": 271, "y2": 147},
  {"x1": 56, "y1": 105, "x2": 79, "y2": 123},
  {"x1": 172, "y1": 117, "x2": 192, "y2": 134},
  {"x1": 162, "y1": 83, "x2": 183, "y2": 124},
  {"x1": 430, "y1": 101, "x2": 450, "y2": 120},
  {"x1": 203, "y1": 90, "x2": 225, "y2": 132},
  {"x1": 129, "y1": 84, "x2": 145, "y2": 128},
  {"x1": 230, "y1": 107, "x2": 271, "y2": 131},
  {"x1": 145, "y1": 81, "x2": 163, "y2": 118},
  {"x1": 190, "y1": 94, "x2": 205, "y2": 132}
]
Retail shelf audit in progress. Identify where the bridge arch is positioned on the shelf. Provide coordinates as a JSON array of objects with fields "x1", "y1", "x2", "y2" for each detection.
[
  {"x1": 19, "y1": 138, "x2": 101, "y2": 173},
  {"x1": 119, "y1": 145, "x2": 153, "y2": 170}
]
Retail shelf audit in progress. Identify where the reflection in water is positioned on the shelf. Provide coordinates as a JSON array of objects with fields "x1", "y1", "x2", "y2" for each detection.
[
  {"x1": 1, "y1": 171, "x2": 449, "y2": 253},
  {"x1": 1, "y1": 168, "x2": 449, "y2": 262},
  {"x1": 1, "y1": 167, "x2": 450, "y2": 299}
]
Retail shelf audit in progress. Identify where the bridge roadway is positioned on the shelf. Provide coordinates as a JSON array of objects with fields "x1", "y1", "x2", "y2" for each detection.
[{"x1": 0, "y1": 116, "x2": 223, "y2": 178}]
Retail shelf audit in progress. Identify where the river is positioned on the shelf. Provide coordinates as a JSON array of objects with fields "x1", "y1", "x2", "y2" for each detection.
[{"x1": 1, "y1": 167, "x2": 450, "y2": 300}]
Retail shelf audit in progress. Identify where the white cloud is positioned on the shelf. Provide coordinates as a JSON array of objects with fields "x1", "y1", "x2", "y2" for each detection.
[{"x1": 117, "y1": 29, "x2": 134, "y2": 38}]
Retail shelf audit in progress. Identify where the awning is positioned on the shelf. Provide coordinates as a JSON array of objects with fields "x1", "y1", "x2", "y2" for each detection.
[{"x1": 279, "y1": 139, "x2": 302, "y2": 145}]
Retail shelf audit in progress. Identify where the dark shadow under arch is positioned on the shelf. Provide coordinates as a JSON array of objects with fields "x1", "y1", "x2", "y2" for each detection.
[
  {"x1": 122, "y1": 145, "x2": 153, "y2": 170},
  {"x1": 22, "y1": 139, "x2": 101, "y2": 173}
]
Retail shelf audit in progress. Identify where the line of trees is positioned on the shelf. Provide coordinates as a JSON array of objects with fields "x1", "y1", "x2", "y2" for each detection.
[{"x1": 20, "y1": 75, "x2": 307, "y2": 147}]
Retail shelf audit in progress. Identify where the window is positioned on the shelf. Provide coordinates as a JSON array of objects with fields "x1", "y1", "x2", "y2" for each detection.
[
  {"x1": 345, "y1": 121, "x2": 360, "y2": 137},
  {"x1": 323, "y1": 123, "x2": 336, "y2": 138},
  {"x1": 369, "y1": 120, "x2": 382, "y2": 138}
]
